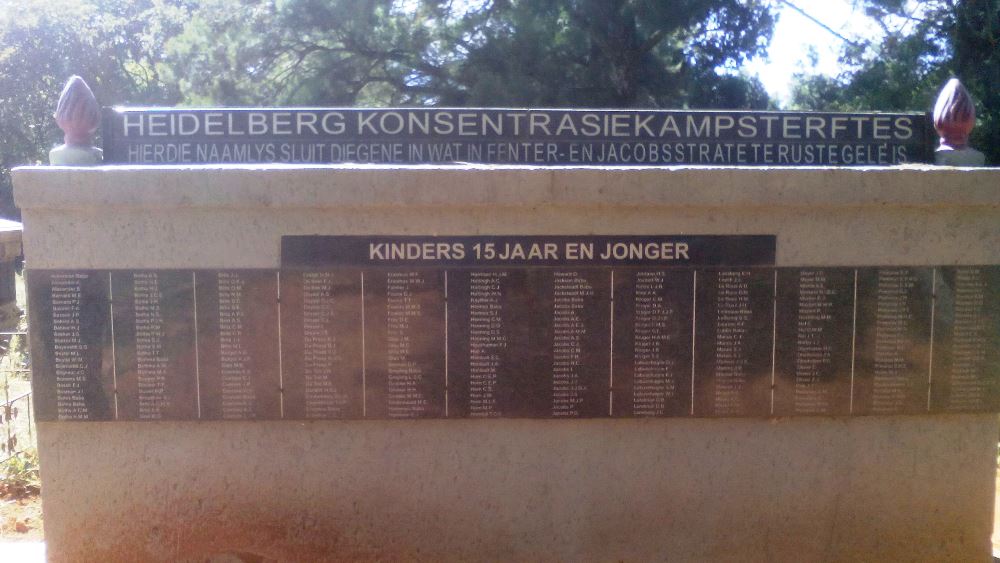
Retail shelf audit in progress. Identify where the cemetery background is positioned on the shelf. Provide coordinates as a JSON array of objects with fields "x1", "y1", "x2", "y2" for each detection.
[{"x1": 0, "y1": 0, "x2": 999, "y2": 558}]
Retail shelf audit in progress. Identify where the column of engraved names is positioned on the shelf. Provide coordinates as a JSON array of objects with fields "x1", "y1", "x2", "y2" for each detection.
[
  {"x1": 386, "y1": 272, "x2": 428, "y2": 417},
  {"x1": 714, "y1": 271, "x2": 752, "y2": 415},
  {"x1": 301, "y1": 272, "x2": 349, "y2": 417},
  {"x1": 217, "y1": 272, "x2": 253, "y2": 418},
  {"x1": 468, "y1": 271, "x2": 507, "y2": 417},
  {"x1": 941, "y1": 268, "x2": 997, "y2": 411},
  {"x1": 872, "y1": 269, "x2": 920, "y2": 413},
  {"x1": 49, "y1": 274, "x2": 90, "y2": 419},
  {"x1": 792, "y1": 270, "x2": 835, "y2": 413},
  {"x1": 132, "y1": 272, "x2": 169, "y2": 418},
  {"x1": 632, "y1": 271, "x2": 675, "y2": 415},
  {"x1": 551, "y1": 271, "x2": 593, "y2": 417}
]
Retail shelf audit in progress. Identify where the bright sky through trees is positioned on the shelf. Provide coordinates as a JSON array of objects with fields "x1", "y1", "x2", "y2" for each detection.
[{"x1": 749, "y1": 0, "x2": 880, "y2": 105}]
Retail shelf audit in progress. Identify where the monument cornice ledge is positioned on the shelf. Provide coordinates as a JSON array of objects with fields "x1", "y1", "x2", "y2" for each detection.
[{"x1": 12, "y1": 163, "x2": 1000, "y2": 211}]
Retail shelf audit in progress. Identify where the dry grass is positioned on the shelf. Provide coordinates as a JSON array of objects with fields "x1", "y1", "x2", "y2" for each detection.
[{"x1": 0, "y1": 494, "x2": 42, "y2": 541}]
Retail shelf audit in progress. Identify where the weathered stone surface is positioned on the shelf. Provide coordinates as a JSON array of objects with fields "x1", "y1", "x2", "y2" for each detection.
[{"x1": 32, "y1": 415, "x2": 998, "y2": 562}]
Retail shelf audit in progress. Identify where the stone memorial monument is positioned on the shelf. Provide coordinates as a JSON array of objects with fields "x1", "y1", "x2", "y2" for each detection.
[{"x1": 11, "y1": 76, "x2": 1000, "y2": 561}]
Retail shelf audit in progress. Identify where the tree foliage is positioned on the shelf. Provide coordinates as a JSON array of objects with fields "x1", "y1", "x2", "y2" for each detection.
[
  {"x1": 791, "y1": 0, "x2": 1000, "y2": 164},
  {"x1": 164, "y1": 0, "x2": 774, "y2": 108},
  {"x1": 0, "y1": 0, "x2": 777, "y2": 217},
  {"x1": 952, "y1": 1, "x2": 1000, "y2": 163},
  {"x1": 0, "y1": 0, "x2": 194, "y2": 217}
]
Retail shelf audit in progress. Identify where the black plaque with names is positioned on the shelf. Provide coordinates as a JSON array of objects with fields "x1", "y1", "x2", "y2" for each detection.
[
  {"x1": 773, "y1": 268, "x2": 855, "y2": 416},
  {"x1": 930, "y1": 267, "x2": 1000, "y2": 413},
  {"x1": 195, "y1": 270, "x2": 282, "y2": 420},
  {"x1": 447, "y1": 269, "x2": 611, "y2": 418},
  {"x1": 280, "y1": 271, "x2": 365, "y2": 419},
  {"x1": 28, "y1": 271, "x2": 114, "y2": 421},
  {"x1": 693, "y1": 269, "x2": 775, "y2": 417},
  {"x1": 611, "y1": 269, "x2": 695, "y2": 417},
  {"x1": 852, "y1": 267, "x2": 934, "y2": 415},
  {"x1": 363, "y1": 269, "x2": 447, "y2": 418},
  {"x1": 111, "y1": 270, "x2": 198, "y2": 421},
  {"x1": 447, "y1": 269, "x2": 548, "y2": 418},
  {"x1": 25, "y1": 262, "x2": 1000, "y2": 422},
  {"x1": 103, "y1": 108, "x2": 934, "y2": 166},
  {"x1": 547, "y1": 270, "x2": 613, "y2": 417}
]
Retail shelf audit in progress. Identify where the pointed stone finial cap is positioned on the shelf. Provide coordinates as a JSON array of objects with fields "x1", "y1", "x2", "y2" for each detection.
[
  {"x1": 49, "y1": 76, "x2": 103, "y2": 165},
  {"x1": 932, "y1": 78, "x2": 985, "y2": 166},
  {"x1": 933, "y1": 78, "x2": 975, "y2": 149},
  {"x1": 55, "y1": 76, "x2": 101, "y2": 146}
]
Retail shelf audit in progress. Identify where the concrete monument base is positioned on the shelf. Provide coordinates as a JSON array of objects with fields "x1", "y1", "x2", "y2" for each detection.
[
  {"x1": 14, "y1": 164, "x2": 1000, "y2": 562},
  {"x1": 36, "y1": 416, "x2": 997, "y2": 562}
]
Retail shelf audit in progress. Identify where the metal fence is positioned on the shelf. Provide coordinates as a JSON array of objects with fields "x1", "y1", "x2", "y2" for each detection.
[{"x1": 0, "y1": 331, "x2": 32, "y2": 465}]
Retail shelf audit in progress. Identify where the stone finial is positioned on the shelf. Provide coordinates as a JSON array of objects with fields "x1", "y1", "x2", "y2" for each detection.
[
  {"x1": 932, "y1": 78, "x2": 985, "y2": 166},
  {"x1": 49, "y1": 76, "x2": 103, "y2": 165}
]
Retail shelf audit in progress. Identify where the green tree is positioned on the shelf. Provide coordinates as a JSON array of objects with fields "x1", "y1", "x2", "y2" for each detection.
[
  {"x1": 952, "y1": 1, "x2": 1000, "y2": 163},
  {"x1": 791, "y1": 1, "x2": 1000, "y2": 164},
  {"x1": 0, "y1": 0, "x2": 778, "y2": 220},
  {"x1": 162, "y1": 0, "x2": 431, "y2": 105},
  {"x1": 0, "y1": 0, "x2": 195, "y2": 218},
  {"x1": 165, "y1": 0, "x2": 775, "y2": 108},
  {"x1": 425, "y1": 0, "x2": 775, "y2": 108}
]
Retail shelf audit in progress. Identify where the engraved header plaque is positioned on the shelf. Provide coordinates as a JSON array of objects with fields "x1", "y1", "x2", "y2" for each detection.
[
  {"x1": 282, "y1": 235, "x2": 776, "y2": 269},
  {"x1": 103, "y1": 108, "x2": 934, "y2": 166}
]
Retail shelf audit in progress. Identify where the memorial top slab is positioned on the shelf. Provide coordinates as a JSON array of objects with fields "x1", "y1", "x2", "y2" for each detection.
[
  {"x1": 12, "y1": 164, "x2": 1000, "y2": 212},
  {"x1": 102, "y1": 107, "x2": 936, "y2": 167}
]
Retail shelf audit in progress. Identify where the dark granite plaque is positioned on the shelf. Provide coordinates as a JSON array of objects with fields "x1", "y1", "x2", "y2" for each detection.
[
  {"x1": 447, "y1": 269, "x2": 545, "y2": 418},
  {"x1": 103, "y1": 108, "x2": 934, "y2": 166},
  {"x1": 26, "y1": 264, "x2": 1000, "y2": 422},
  {"x1": 282, "y1": 235, "x2": 776, "y2": 268},
  {"x1": 280, "y1": 271, "x2": 365, "y2": 419},
  {"x1": 611, "y1": 269, "x2": 695, "y2": 417},
  {"x1": 447, "y1": 269, "x2": 612, "y2": 418},
  {"x1": 111, "y1": 271, "x2": 198, "y2": 420},
  {"x1": 27, "y1": 271, "x2": 114, "y2": 421},
  {"x1": 548, "y1": 270, "x2": 613, "y2": 417},
  {"x1": 930, "y1": 267, "x2": 1000, "y2": 413},
  {"x1": 852, "y1": 267, "x2": 934, "y2": 415},
  {"x1": 773, "y1": 268, "x2": 855, "y2": 416},
  {"x1": 693, "y1": 269, "x2": 775, "y2": 417},
  {"x1": 195, "y1": 270, "x2": 282, "y2": 420},
  {"x1": 363, "y1": 270, "x2": 447, "y2": 418}
]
